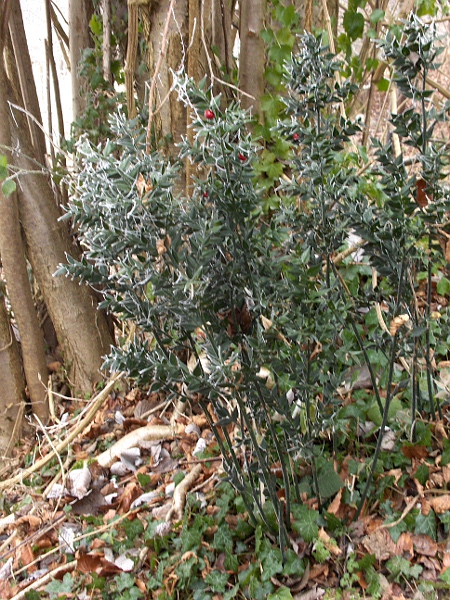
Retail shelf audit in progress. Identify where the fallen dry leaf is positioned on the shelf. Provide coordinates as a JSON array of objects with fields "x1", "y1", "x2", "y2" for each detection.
[
  {"x1": 427, "y1": 494, "x2": 450, "y2": 514},
  {"x1": 395, "y1": 532, "x2": 414, "y2": 559},
  {"x1": 15, "y1": 515, "x2": 42, "y2": 531},
  {"x1": 15, "y1": 543, "x2": 35, "y2": 570},
  {"x1": 389, "y1": 314, "x2": 410, "y2": 336},
  {"x1": 77, "y1": 552, "x2": 104, "y2": 574},
  {"x1": 317, "y1": 527, "x2": 342, "y2": 556},
  {"x1": 402, "y1": 444, "x2": 429, "y2": 459},
  {"x1": 442, "y1": 465, "x2": 450, "y2": 485},
  {"x1": 293, "y1": 586, "x2": 325, "y2": 600},
  {"x1": 412, "y1": 533, "x2": 438, "y2": 557},
  {"x1": 362, "y1": 528, "x2": 397, "y2": 561},
  {"x1": 327, "y1": 488, "x2": 343, "y2": 516},
  {"x1": 308, "y1": 562, "x2": 329, "y2": 581}
]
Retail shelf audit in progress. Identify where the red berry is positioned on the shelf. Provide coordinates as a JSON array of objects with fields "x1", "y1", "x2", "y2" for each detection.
[
  {"x1": 238, "y1": 153, "x2": 246, "y2": 162},
  {"x1": 204, "y1": 109, "x2": 215, "y2": 120},
  {"x1": 293, "y1": 133, "x2": 300, "y2": 141},
  {"x1": 202, "y1": 191, "x2": 209, "y2": 198}
]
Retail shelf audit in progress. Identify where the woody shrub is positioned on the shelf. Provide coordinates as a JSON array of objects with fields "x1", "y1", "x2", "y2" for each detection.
[{"x1": 60, "y1": 20, "x2": 450, "y2": 542}]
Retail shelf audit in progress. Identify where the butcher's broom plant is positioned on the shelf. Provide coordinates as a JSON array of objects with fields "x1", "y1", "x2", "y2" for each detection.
[
  {"x1": 60, "y1": 22, "x2": 450, "y2": 543},
  {"x1": 60, "y1": 58, "x2": 356, "y2": 546}
]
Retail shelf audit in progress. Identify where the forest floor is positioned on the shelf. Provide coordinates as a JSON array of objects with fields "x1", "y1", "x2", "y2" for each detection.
[{"x1": 0, "y1": 367, "x2": 450, "y2": 600}]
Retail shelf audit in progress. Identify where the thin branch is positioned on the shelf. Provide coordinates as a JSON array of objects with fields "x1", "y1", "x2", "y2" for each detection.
[
  {"x1": 0, "y1": 373, "x2": 124, "y2": 490},
  {"x1": 125, "y1": 0, "x2": 138, "y2": 118},
  {"x1": 9, "y1": 557, "x2": 77, "y2": 600},
  {"x1": 102, "y1": 0, "x2": 111, "y2": 84},
  {"x1": 200, "y1": 0, "x2": 254, "y2": 100}
]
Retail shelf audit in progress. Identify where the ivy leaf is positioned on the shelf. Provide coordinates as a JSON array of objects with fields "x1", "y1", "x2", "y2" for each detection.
[
  {"x1": 268, "y1": 588, "x2": 294, "y2": 600},
  {"x1": 377, "y1": 77, "x2": 390, "y2": 92},
  {"x1": 45, "y1": 572, "x2": 75, "y2": 599},
  {"x1": 213, "y1": 523, "x2": 233, "y2": 552},
  {"x1": 0, "y1": 154, "x2": 8, "y2": 179},
  {"x1": 1, "y1": 179, "x2": 16, "y2": 198},
  {"x1": 291, "y1": 505, "x2": 319, "y2": 542},
  {"x1": 417, "y1": 0, "x2": 436, "y2": 16},
  {"x1": 442, "y1": 440, "x2": 450, "y2": 466},
  {"x1": 370, "y1": 9, "x2": 385, "y2": 24},
  {"x1": 437, "y1": 277, "x2": 450, "y2": 296},
  {"x1": 261, "y1": 546, "x2": 284, "y2": 581},
  {"x1": 23, "y1": 591, "x2": 40, "y2": 600},
  {"x1": 440, "y1": 567, "x2": 450, "y2": 584},
  {"x1": 224, "y1": 584, "x2": 240, "y2": 600},
  {"x1": 414, "y1": 510, "x2": 436, "y2": 540},
  {"x1": 204, "y1": 570, "x2": 229, "y2": 593},
  {"x1": 89, "y1": 14, "x2": 102, "y2": 36},
  {"x1": 122, "y1": 516, "x2": 144, "y2": 542},
  {"x1": 317, "y1": 462, "x2": 344, "y2": 500},
  {"x1": 343, "y1": 10, "x2": 365, "y2": 40}
]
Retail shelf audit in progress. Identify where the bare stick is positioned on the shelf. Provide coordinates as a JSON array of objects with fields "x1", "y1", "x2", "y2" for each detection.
[
  {"x1": 96, "y1": 422, "x2": 183, "y2": 468},
  {"x1": 102, "y1": 0, "x2": 111, "y2": 84},
  {"x1": 125, "y1": 0, "x2": 138, "y2": 119},
  {"x1": 9, "y1": 559, "x2": 77, "y2": 600},
  {"x1": 0, "y1": 372, "x2": 124, "y2": 490}
]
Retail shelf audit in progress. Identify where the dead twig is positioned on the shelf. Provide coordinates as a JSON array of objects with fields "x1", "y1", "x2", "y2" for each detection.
[
  {"x1": 9, "y1": 556, "x2": 77, "y2": 600},
  {"x1": 0, "y1": 373, "x2": 124, "y2": 490},
  {"x1": 96, "y1": 422, "x2": 183, "y2": 468}
]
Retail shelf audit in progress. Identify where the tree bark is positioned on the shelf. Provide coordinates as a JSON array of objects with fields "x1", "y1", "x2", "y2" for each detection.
[
  {"x1": 144, "y1": 0, "x2": 189, "y2": 151},
  {"x1": 0, "y1": 4, "x2": 27, "y2": 458},
  {"x1": 0, "y1": 2, "x2": 49, "y2": 422},
  {"x1": 0, "y1": 287, "x2": 26, "y2": 465},
  {"x1": 0, "y1": 170, "x2": 49, "y2": 423},
  {"x1": 69, "y1": 0, "x2": 94, "y2": 119},
  {"x1": 9, "y1": 0, "x2": 47, "y2": 164},
  {"x1": 1, "y1": 3, "x2": 115, "y2": 395},
  {"x1": 12, "y1": 130, "x2": 114, "y2": 392},
  {"x1": 102, "y1": 0, "x2": 111, "y2": 84},
  {"x1": 0, "y1": 197, "x2": 49, "y2": 423},
  {"x1": 211, "y1": 0, "x2": 234, "y2": 78},
  {"x1": 239, "y1": 0, "x2": 264, "y2": 113},
  {"x1": 125, "y1": 0, "x2": 138, "y2": 119}
]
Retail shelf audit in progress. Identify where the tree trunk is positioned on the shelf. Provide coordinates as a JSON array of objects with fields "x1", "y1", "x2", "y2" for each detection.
[
  {"x1": 69, "y1": 0, "x2": 94, "y2": 119},
  {"x1": 0, "y1": 203, "x2": 49, "y2": 422},
  {"x1": 0, "y1": 177, "x2": 49, "y2": 422},
  {"x1": 102, "y1": 0, "x2": 111, "y2": 84},
  {"x1": 143, "y1": 0, "x2": 189, "y2": 151},
  {"x1": 211, "y1": 0, "x2": 234, "y2": 79},
  {"x1": 125, "y1": 0, "x2": 138, "y2": 119},
  {"x1": 9, "y1": 0, "x2": 47, "y2": 163},
  {"x1": 12, "y1": 128, "x2": 114, "y2": 393},
  {"x1": 0, "y1": 5, "x2": 27, "y2": 458},
  {"x1": 0, "y1": 287, "x2": 26, "y2": 465},
  {"x1": 239, "y1": 0, "x2": 264, "y2": 113},
  {"x1": 1, "y1": 2, "x2": 115, "y2": 396}
]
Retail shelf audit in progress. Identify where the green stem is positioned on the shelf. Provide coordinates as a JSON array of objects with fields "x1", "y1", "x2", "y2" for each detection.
[
  {"x1": 353, "y1": 331, "x2": 399, "y2": 521},
  {"x1": 354, "y1": 259, "x2": 407, "y2": 520}
]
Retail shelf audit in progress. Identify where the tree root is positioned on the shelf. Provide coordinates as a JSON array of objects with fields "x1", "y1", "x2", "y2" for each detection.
[{"x1": 166, "y1": 463, "x2": 203, "y2": 522}]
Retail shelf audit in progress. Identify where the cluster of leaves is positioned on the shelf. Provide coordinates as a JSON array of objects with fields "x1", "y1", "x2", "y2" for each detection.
[
  {"x1": 60, "y1": 17, "x2": 450, "y2": 557},
  {"x1": 254, "y1": 0, "x2": 300, "y2": 210},
  {"x1": 67, "y1": 7, "x2": 127, "y2": 148}
]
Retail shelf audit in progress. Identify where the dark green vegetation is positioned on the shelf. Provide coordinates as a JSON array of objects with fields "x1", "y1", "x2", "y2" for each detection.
[
  {"x1": 52, "y1": 17, "x2": 450, "y2": 598},
  {"x1": 2, "y1": 13, "x2": 450, "y2": 600}
]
